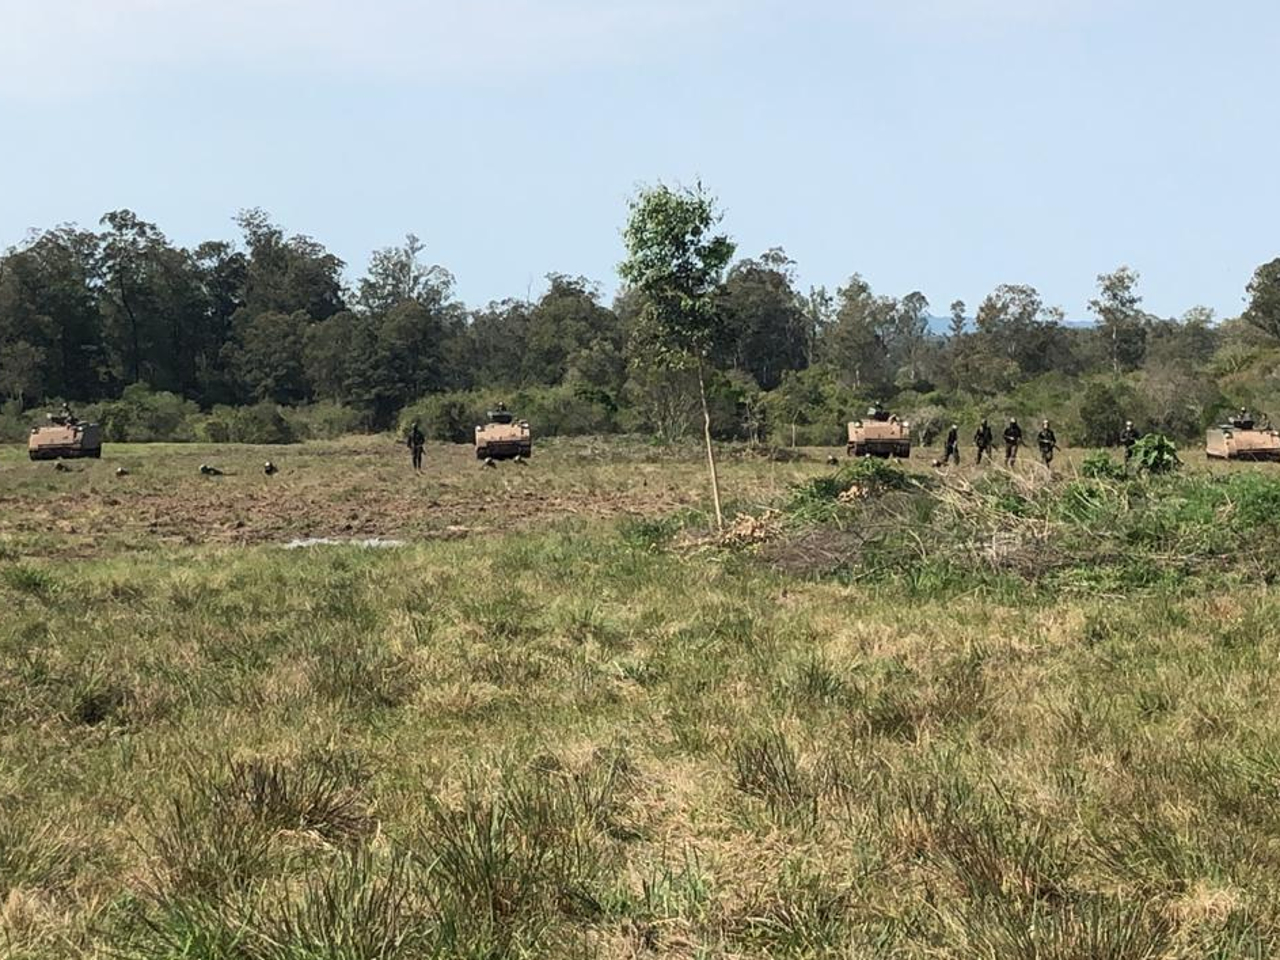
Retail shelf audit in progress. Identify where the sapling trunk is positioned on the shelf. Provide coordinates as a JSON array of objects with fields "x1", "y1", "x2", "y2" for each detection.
[{"x1": 697, "y1": 359, "x2": 724, "y2": 532}]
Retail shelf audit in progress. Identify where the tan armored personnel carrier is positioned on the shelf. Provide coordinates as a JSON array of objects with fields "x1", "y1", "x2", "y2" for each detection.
[
  {"x1": 847, "y1": 404, "x2": 910, "y2": 458},
  {"x1": 1205, "y1": 410, "x2": 1280, "y2": 461},
  {"x1": 29, "y1": 411, "x2": 103, "y2": 460},
  {"x1": 475, "y1": 404, "x2": 532, "y2": 461}
]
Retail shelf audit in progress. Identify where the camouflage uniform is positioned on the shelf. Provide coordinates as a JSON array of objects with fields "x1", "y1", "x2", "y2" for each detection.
[
  {"x1": 1037, "y1": 422, "x2": 1057, "y2": 466},
  {"x1": 974, "y1": 420, "x2": 994, "y2": 464},
  {"x1": 407, "y1": 422, "x2": 426, "y2": 471},
  {"x1": 944, "y1": 425, "x2": 960, "y2": 465},
  {"x1": 1003, "y1": 419, "x2": 1023, "y2": 465},
  {"x1": 1120, "y1": 422, "x2": 1140, "y2": 461}
]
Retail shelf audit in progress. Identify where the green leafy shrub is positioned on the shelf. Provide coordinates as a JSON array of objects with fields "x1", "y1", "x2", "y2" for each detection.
[
  {"x1": 791, "y1": 458, "x2": 913, "y2": 505},
  {"x1": 512, "y1": 384, "x2": 618, "y2": 437},
  {"x1": 1080, "y1": 450, "x2": 1128, "y2": 480},
  {"x1": 399, "y1": 392, "x2": 486, "y2": 443},
  {"x1": 0, "y1": 398, "x2": 31, "y2": 443},
  {"x1": 90, "y1": 384, "x2": 200, "y2": 442},
  {"x1": 193, "y1": 403, "x2": 297, "y2": 444},
  {"x1": 283, "y1": 402, "x2": 370, "y2": 439},
  {"x1": 1130, "y1": 433, "x2": 1180, "y2": 474},
  {"x1": 784, "y1": 458, "x2": 919, "y2": 527}
]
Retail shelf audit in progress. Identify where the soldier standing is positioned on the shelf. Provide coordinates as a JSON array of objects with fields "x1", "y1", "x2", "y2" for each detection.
[
  {"x1": 974, "y1": 418, "x2": 994, "y2": 464},
  {"x1": 1120, "y1": 420, "x2": 1140, "y2": 461},
  {"x1": 943, "y1": 423, "x2": 960, "y2": 465},
  {"x1": 1003, "y1": 417, "x2": 1023, "y2": 466},
  {"x1": 1037, "y1": 419, "x2": 1057, "y2": 467},
  {"x1": 407, "y1": 420, "x2": 426, "y2": 472}
]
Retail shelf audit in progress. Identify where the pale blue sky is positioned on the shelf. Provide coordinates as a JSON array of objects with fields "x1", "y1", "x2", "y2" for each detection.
[{"x1": 2, "y1": 0, "x2": 1277, "y2": 319}]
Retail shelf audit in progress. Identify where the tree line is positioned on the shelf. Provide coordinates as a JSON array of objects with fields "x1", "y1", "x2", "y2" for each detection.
[{"x1": 3, "y1": 203, "x2": 1280, "y2": 446}]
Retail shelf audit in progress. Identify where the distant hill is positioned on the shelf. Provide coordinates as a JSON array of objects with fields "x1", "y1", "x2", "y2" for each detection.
[{"x1": 926, "y1": 315, "x2": 1095, "y2": 336}]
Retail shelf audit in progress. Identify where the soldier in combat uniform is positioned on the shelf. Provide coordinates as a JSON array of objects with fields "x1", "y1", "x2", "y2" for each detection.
[
  {"x1": 943, "y1": 423, "x2": 960, "y2": 465},
  {"x1": 1003, "y1": 417, "x2": 1023, "y2": 466},
  {"x1": 974, "y1": 418, "x2": 994, "y2": 464},
  {"x1": 1120, "y1": 420, "x2": 1140, "y2": 461},
  {"x1": 407, "y1": 420, "x2": 426, "y2": 472},
  {"x1": 1037, "y1": 419, "x2": 1057, "y2": 467}
]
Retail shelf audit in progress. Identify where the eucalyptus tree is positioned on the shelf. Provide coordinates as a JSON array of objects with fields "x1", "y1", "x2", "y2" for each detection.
[{"x1": 619, "y1": 183, "x2": 735, "y2": 530}]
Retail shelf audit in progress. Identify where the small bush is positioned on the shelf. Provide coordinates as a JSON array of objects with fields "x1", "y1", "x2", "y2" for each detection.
[
  {"x1": 67, "y1": 673, "x2": 129, "y2": 726},
  {"x1": 89, "y1": 384, "x2": 201, "y2": 442},
  {"x1": 952, "y1": 895, "x2": 1174, "y2": 959},
  {"x1": 399, "y1": 392, "x2": 487, "y2": 443},
  {"x1": 1220, "y1": 473, "x2": 1280, "y2": 528},
  {"x1": 283, "y1": 402, "x2": 370, "y2": 440},
  {"x1": 149, "y1": 787, "x2": 276, "y2": 895},
  {"x1": 1131, "y1": 433, "x2": 1180, "y2": 474},
  {"x1": 514, "y1": 384, "x2": 617, "y2": 437},
  {"x1": 194, "y1": 403, "x2": 297, "y2": 444},
  {"x1": 789, "y1": 458, "x2": 914, "y2": 510},
  {"x1": 258, "y1": 850, "x2": 428, "y2": 958},
  {"x1": 907, "y1": 403, "x2": 950, "y2": 445},
  {"x1": 783, "y1": 654, "x2": 848, "y2": 711},
  {"x1": 0, "y1": 398, "x2": 31, "y2": 443},
  {"x1": 1080, "y1": 450, "x2": 1128, "y2": 481}
]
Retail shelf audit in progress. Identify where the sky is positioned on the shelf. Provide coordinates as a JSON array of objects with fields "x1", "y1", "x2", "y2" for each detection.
[{"x1": 1, "y1": 0, "x2": 1277, "y2": 320}]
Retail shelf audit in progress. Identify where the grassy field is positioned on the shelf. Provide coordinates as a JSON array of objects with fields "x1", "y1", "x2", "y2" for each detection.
[{"x1": 3, "y1": 437, "x2": 1280, "y2": 958}]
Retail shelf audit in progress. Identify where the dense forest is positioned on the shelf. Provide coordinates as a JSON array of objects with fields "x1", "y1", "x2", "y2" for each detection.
[{"x1": 3, "y1": 206, "x2": 1280, "y2": 447}]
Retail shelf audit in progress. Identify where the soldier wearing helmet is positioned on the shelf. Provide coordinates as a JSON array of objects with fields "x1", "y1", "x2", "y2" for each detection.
[
  {"x1": 1003, "y1": 417, "x2": 1023, "y2": 466},
  {"x1": 974, "y1": 418, "x2": 994, "y2": 464},
  {"x1": 1037, "y1": 419, "x2": 1057, "y2": 467},
  {"x1": 943, "y1": 423, "x2": 960, "y2": 465},
  {"x1": 1120, "y1": 420, "x2": 1140, "y2": 460},
  {"x1": 406, "y1": 420, "x2": 426, "y2": 471}
]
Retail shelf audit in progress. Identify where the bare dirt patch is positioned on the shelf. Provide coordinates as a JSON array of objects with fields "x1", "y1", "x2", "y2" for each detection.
[{"x1": 0, "y1": 436, "x2": 811, "y2": 557}]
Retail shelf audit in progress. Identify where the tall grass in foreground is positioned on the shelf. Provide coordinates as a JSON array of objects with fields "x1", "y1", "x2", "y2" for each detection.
[{"x1": 3, "y1": 503, "x2": 1280, "y2": 956}]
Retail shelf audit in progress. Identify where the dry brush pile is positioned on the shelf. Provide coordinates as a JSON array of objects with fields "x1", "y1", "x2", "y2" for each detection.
[{"x1": 730, "y1": 457, "x2": 1280, "y2": 594}]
